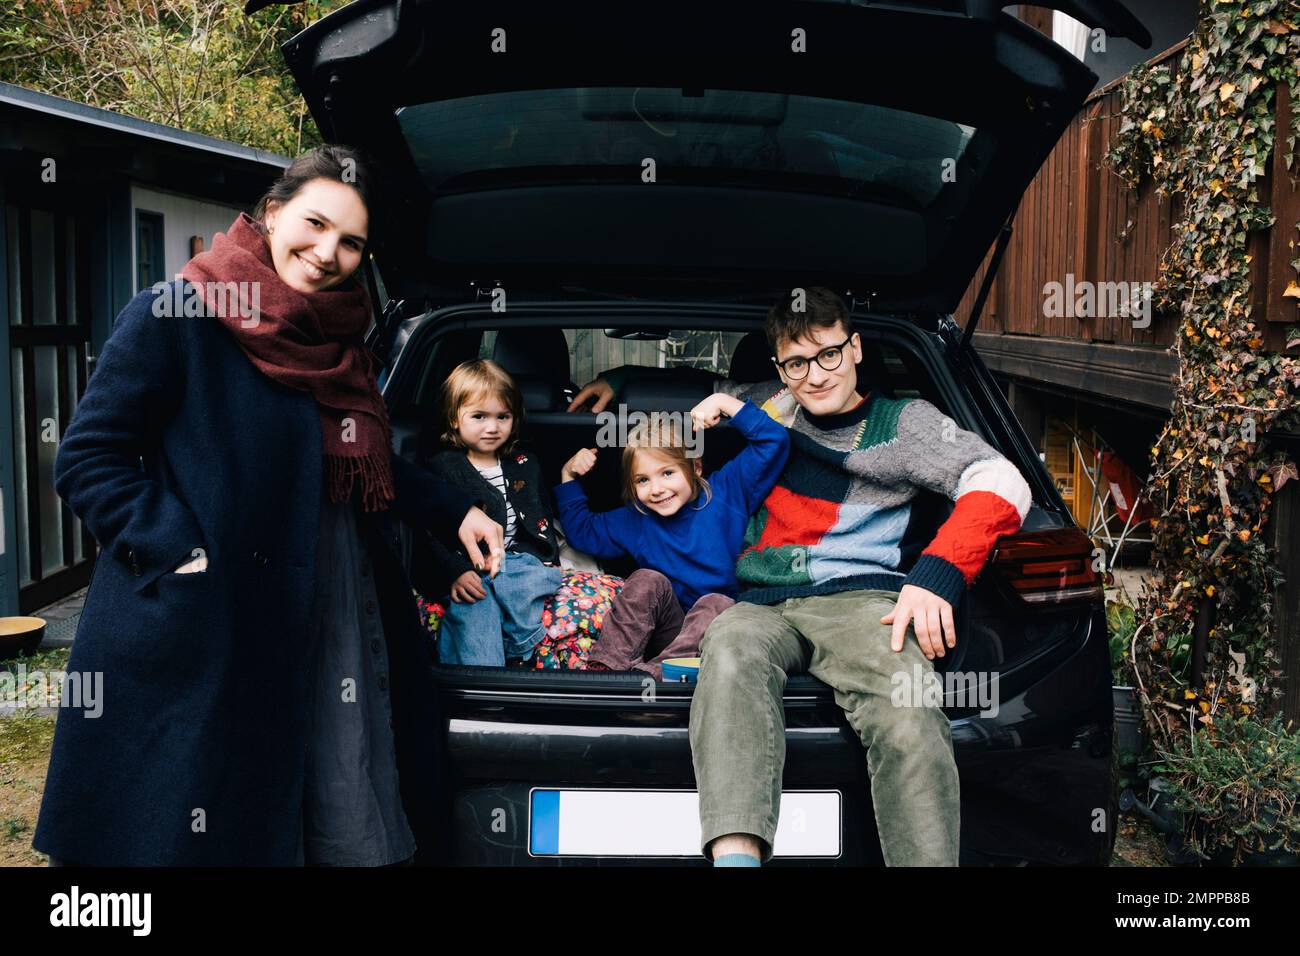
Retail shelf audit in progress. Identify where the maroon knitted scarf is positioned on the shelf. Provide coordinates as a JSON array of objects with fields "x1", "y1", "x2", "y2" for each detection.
[{"x1": 181, "y1": 212, "x2": 395, "y2": 512}]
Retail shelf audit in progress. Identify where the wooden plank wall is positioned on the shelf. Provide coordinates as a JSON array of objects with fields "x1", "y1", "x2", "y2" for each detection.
[
  {"x1": 565, "y1": 329, "x2": 663, "y2": 387},
  {"x1": 958, "y1": 38, "x2": 1300, "y2": 352}
]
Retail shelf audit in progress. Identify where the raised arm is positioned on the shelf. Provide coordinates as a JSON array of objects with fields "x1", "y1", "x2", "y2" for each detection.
[
  {"x1": 695, "y1": 398, "x2": 791, "y2": 515},
  {"x1": 553, "y1": 450, "x2": 637, "y2": 560}
]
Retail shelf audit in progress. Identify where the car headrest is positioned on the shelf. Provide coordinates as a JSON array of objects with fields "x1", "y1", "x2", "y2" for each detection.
[
  {"x1": 493, "y1": 328, "x2": 572, "y2": 384},
  {"x1": 515, "y1": 377, "x2": 568, "y2": 413},
  {"x1": 728, "y1": 331, "x2": 773, "y2": 383},
  {"x1": 619, "y1": 374, "x2": 716, "y2": 413}
]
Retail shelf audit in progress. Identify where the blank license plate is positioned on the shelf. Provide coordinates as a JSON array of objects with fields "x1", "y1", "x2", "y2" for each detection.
[{"x1": 528, "y1": 788, "x2": 841, "y2": 858}]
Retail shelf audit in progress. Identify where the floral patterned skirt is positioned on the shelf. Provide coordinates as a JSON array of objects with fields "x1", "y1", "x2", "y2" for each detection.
[{"x1": 414, "y1": 569, "x2": 625, "y2": 670}]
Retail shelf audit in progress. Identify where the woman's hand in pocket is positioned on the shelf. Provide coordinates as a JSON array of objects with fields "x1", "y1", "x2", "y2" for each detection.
[
  {"x1": 173, "y1": 549, "x2": 208, "y2": 574},
  {"x1": 450, "y1": 570, "x2": 487, "y2": 604}
]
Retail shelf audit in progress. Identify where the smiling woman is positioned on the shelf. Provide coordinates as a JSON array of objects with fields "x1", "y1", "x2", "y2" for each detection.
[
  {"x1": 248, "y1": 147, "x2": 376, "y2": 291},
  {"x1": 263, "y1": 187, "x2": 370, "y2": 293},
  {"x1": 31, "y1": 145, "x2": 506, "y2": 867}
]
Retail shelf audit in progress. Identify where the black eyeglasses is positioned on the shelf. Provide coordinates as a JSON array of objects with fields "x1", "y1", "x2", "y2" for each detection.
[{"x1": 771, "y1": 335, "x2": 855, "y2": 380}]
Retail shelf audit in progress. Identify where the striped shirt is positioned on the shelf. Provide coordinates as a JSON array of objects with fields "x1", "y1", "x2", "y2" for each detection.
[{"x1": 474, "y1": 462, "x2": 517, "y2": 550}]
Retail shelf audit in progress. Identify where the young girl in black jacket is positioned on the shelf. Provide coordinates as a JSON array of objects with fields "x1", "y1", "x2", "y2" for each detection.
[{"x1": 415, "y1": 359, "x2": 563, "y2": 665}]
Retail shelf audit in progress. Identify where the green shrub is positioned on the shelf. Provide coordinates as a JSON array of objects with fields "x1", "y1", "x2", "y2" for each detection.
[
  {"x1": 1107, "y1": 598, "x2": 1137, "y2": 685},
  {"x1": 1154, "y1": 714, "x2": 1300, "y2": 863}
]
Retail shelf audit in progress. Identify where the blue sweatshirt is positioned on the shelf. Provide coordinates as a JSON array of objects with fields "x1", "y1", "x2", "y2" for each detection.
[{"x1": 553, "y1": 401, "x2": 790, "y2": 608}]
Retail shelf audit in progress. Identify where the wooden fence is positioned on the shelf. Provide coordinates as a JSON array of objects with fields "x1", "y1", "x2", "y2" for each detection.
[{"x1": 958, "y1": 38, "x2": 1300, "y2": 352}]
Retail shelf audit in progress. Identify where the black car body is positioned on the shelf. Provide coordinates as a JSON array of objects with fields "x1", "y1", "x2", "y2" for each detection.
[{"x1": 270, "y1": 0, "x2": 1151, "y2": 864}]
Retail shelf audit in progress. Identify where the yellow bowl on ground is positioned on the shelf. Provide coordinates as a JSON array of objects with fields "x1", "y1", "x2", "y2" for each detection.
[{"x1": 0, "y1": 617, "x2": 46, "y2": 660}]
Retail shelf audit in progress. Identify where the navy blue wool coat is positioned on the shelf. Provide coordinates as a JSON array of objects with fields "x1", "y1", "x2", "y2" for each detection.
[{"x1": 32, "y1": 281, "x2": 477, "y2": 866}]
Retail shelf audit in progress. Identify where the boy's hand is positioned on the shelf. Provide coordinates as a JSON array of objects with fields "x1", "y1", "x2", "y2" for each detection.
[
  {"x1": 458, "y1": 506, "x2": 504, "y2": 578},
  {"x1": 881, "y1": 584, "x2": 957, "y2": 660},
  {"x1": 450, "y1": 570, "x2": 487, "y2": 604},
  {"x1": 690, "y1": 393, "x2": 744, "y2": 430},
  {"x1": 567, "y1": 378, "x2": 614, "y2": 413},
  {"x1": 561, "y1": 447, "x2": 598, "y2": 482}
]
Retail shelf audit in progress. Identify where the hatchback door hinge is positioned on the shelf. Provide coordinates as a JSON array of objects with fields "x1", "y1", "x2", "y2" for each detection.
[
  {"x1": 847, "y1": 290, "x2": 874, "y2": 313},
  {"x1": 366, "y1": 296, "x2": 407, "y2": 370},
  {"x1": 471, "y1": 280, "x2": 505, "y2": 301}
]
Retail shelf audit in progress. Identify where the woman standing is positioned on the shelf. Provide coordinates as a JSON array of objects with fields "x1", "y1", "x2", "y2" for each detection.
[{"x1": 32, "y1": 146, "x2": 503, "y2": 866}]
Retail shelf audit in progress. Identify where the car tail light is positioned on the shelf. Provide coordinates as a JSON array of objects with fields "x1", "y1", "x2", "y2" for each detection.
[{"x1": 988, "y1": 528, "x2": 1103, "y2": 606}]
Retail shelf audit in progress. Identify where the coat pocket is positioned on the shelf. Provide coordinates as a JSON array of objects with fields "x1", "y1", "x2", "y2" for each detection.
[{"x1": 158, "y1": 569, "x2": 210, "y2": 585}]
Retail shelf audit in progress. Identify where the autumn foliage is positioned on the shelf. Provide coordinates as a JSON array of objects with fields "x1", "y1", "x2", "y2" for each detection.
[
  {"x1": 0, "y1": 0, "x2": 354, "y2": 155},
  {"x1": 1109, "y1": 1, "x2": 1300, "y2": 755}
]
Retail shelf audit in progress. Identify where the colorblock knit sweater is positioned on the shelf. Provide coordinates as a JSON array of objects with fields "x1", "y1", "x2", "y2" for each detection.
[{"x1": 716, "y1": 378, "x2": 1032, "y2": 607}]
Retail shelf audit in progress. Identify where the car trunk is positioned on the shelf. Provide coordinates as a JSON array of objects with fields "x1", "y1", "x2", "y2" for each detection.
[
  {"x1": 280, "y1": 0, "x2": 1150, "y2": 316},
  {"x1": 387, "y1": 302, "x2": 1109, "y2": 863},
  {"x1": 389, "y1": 300, "x2": 1091, "y2": 675}
]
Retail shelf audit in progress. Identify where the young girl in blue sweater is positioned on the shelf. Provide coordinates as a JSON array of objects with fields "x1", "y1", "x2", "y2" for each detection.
[{"x1": 555, "y1": 393, "x2": 789, "y2": 677}]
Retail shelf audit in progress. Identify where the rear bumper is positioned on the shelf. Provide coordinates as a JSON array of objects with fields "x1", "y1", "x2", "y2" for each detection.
[{"x1": 431, "y1": 607, "x2": 1113, "y2": 866}]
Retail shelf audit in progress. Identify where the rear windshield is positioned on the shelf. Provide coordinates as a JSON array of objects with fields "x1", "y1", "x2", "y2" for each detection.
[
  {"x1": 480, "y1": 328, "x2": 743, "y2": 383},
  {"x1": 427, "y1": 325, "x2": 926, "y2": 406},
  {"x1": 397, "y1": 88, "x2": 975, "y2": 209}
]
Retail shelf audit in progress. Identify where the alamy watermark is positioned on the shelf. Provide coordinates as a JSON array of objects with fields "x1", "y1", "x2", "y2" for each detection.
[
  {"x1": 1042, "y1": 274, "x2": 1154, "y2": 328},
  {"x1": 152, "y1": 276, "x2": 261, "y2": 328},
  {"x1": 595, "y1": 404, "x2": 704, "y2": 458},
  {"x1": 49, "y1": 886, "x2": 150, "y2": 936},
  {"x1": 0, "y1": 664, "x2": 103, "y2": 718},
  {"x1": 891, "y1": 664, "x2": 999, "y2": 718}
]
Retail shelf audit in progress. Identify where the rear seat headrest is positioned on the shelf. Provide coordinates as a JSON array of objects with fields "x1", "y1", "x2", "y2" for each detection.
[
  {"x1": 493, "y1": 328, "x2": 572, "y2": 384},
  {"x1": 514, "y1": 377, "x2": 567, "y2": 413},
  {"x1": 620, "y1": 376, "x2": 716, "y2": 413},
  {"x1": 729, "y1": 331, "x2": 774, "y2": 383}
]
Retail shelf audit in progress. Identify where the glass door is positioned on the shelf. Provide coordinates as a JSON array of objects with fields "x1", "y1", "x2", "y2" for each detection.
[{"x1": 7, "y1": 202, "x2": 94, "y2": 613}]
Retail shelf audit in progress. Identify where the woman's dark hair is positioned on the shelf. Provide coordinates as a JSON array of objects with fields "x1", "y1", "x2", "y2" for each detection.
[{"x1": 252, "y1": 144, "x2": 383, "y2": 248}]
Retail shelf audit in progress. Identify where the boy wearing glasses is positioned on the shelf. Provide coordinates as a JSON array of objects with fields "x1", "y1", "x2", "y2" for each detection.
[{"x1": 566, "y1": 287, "x2": 1032, "y2": 866}]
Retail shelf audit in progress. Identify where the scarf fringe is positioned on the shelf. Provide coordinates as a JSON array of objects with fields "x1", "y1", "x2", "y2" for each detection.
[{"x1": 327, "y1": 450, "x2": 395, "y2": 513}]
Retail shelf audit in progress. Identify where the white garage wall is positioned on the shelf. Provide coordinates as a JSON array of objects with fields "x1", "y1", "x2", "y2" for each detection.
[{"x1": 130, "y1": 185, "x2": 247, "y2": 292}]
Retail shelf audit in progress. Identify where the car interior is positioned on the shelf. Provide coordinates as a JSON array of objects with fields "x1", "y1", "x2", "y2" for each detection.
[{"x1": 391, "y1": 322, "x2": 958, "y2": 609}]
